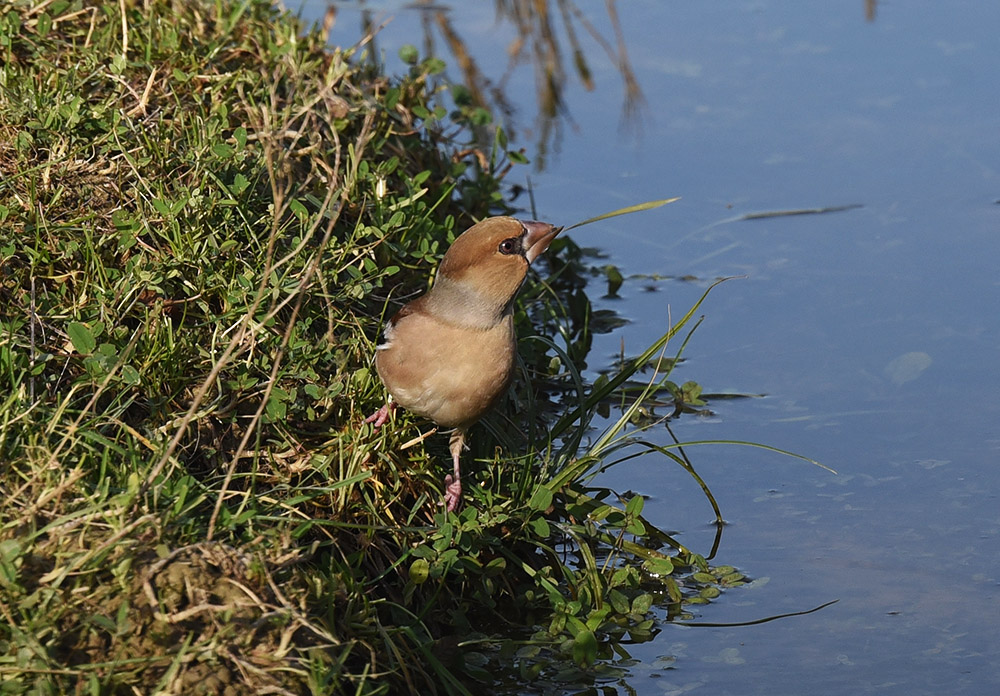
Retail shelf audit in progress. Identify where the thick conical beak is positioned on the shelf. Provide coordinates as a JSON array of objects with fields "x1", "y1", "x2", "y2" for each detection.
[{"x1": 522, "y1": 220, "x2": 562, "y2": 264}]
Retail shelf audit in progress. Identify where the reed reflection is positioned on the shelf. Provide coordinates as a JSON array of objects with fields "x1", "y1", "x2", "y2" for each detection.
[{"x1": 353, "y1": 0, "x2": 646, "y2": 171}]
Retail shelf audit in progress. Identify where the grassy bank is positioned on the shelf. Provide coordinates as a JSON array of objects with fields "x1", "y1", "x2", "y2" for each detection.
[{"x1": 0, "y1": 1, "x2": 747, "y2": 693}]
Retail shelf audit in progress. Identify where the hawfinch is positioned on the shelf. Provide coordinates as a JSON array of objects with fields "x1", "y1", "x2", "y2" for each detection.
[{"x1": 365, "y1": 216, "x2": 561, "y2": 512}]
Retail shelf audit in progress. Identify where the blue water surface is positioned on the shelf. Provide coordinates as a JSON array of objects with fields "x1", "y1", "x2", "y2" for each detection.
[{"x1": 306, "y1": 1, "x2": 1000, "y2": 693}]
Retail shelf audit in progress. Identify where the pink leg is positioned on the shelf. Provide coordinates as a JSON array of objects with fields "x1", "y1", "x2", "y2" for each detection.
[
  {"x1": 443, "y1": 430, "x2": 465, "y2": 512},
  {"x1": 364, "y1": 401, "x2": 395, "y2": 429}
]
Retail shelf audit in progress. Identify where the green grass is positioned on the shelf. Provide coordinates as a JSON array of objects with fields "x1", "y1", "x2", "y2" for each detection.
[{"x1": 0, "y1": 1, "x2": 797, "y2": 693}]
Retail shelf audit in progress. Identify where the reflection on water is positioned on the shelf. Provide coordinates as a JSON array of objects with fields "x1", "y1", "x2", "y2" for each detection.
[
  {"x1": 331, "y1": 0, "x2": 887, "y2": 171},
  {"x1": 313, "y1": 0, "x2": 1000, "y2": 693},
  {"x1": 342, "y1": 0, "x2": 644, "y2": 169},
  {"x1": 866, "y1": 0, "x2": 878, "y2": 22}
]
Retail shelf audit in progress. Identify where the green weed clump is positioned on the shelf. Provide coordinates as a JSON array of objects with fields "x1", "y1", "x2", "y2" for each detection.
[{"x1": 0, "y1": 1, "x2": 750, "y2": 693}]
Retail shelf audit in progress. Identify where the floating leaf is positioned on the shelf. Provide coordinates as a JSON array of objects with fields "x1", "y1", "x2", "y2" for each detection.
[{"x1": 643, "y1": 556, "x2": 675, "y2": 576}]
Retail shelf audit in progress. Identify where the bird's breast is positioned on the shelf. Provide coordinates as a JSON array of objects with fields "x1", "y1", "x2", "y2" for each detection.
[{"x1": 374, "y1": 314, "x2": 517, "y2": 429}]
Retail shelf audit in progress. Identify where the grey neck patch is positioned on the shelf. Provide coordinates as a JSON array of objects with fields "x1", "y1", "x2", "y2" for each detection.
[{"x1": 425, "y1": 275, "x2": 513, "y2": 330}]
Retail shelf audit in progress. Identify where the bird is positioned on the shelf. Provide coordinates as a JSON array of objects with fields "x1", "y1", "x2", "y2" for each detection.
[{"x1": 365, "y1": 216, "x2": 561, "y2": 512}]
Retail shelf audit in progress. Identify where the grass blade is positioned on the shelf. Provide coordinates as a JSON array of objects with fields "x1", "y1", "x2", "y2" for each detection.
[
  {"x1": 675, "y1": 599, "x2": 839, "y2": 627},
  {"x1": 563, "y1": 197, "x2": 680, "y2": 231}
]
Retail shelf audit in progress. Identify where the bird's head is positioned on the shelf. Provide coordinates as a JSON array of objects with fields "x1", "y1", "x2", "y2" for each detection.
[{"x1": 431, "y1": 216, "x2": 561, "y2": 323}]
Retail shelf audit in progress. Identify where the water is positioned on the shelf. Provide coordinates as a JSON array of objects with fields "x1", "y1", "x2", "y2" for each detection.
[{"x1": 306, "y1": 1, "x2": 1000, "y2": 692}]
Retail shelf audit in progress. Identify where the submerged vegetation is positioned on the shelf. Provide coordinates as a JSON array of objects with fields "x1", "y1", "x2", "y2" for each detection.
[{"x1": 0, "y1": 1, "x2": 797, "y2": 693}]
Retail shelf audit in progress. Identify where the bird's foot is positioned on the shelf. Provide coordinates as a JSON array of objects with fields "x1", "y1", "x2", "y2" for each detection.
[
  {"x1": 364, "y1": 402, "x2": 395, "y2": 429},
  {"x1": 442, "y1": 473, "x2": 462, "y2": 513}
]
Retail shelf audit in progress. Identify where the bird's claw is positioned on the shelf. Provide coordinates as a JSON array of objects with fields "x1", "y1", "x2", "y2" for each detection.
[
  {"x1": 443, "y1": 473, "x2": 462, "y2": 513},
  {"x1": 364, "y1": 402, "x2": 394, "y2": 429}
]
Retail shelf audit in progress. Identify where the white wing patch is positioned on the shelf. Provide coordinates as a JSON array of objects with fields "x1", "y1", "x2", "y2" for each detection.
[{"x1": 376, "y1": 320, "x2": 394, "y2": 350}]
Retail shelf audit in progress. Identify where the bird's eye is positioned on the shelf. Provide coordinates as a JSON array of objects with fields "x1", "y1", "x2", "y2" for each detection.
[{"x1": 498, "y1": 237, "x2": 520, "y2": 255}]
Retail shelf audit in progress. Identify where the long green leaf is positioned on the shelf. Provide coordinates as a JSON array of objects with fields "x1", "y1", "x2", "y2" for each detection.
[
  {"x1": 647, "y1": 438, "x2": 835, "y2": 473},
  {"x1": 675, "y1": 599, "x2": 839, "y2": 627},
  {"x1": 545, "y1": 277, "x2": 735, "y2": 492},
  {"x1": 563, "y1": 197, "x2": 680, "y2": 231},
  {"x1": 555, "y1": 522, "x2": 605, "y2": 609}
]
